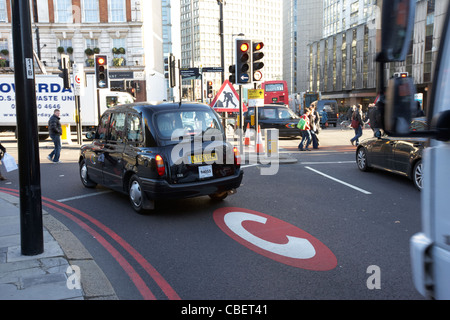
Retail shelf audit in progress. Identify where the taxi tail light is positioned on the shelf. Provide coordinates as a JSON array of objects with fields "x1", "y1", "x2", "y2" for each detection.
[
  {"x1": 233, "y1": 147, "x2": 241, "y2": 167},
  {"x1": 155, "y1": 154, "x2": 165, "y2": 176}
]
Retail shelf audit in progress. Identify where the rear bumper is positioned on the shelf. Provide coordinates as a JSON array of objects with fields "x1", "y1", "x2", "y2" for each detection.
[{"x1": 140, "y1": 170, "x2": 244, "y2": 200}]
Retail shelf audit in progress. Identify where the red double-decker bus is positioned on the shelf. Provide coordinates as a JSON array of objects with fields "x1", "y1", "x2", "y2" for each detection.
[{"x1": 262, "y1": 80, "x2": 288, "y2": 105}]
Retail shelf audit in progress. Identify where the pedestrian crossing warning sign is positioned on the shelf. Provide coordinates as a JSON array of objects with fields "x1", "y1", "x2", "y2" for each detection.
[{"x1": 210, "y1": 80, "x2": 245, "y2": 112}]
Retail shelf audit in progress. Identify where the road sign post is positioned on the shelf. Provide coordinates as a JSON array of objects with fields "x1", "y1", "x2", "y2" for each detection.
[
  {"x1": 248, "y1": 89, "x2": 264, "y2": 135},
  {"x1": 73, "y1": 63, "x2": 85, "y2": 144}
]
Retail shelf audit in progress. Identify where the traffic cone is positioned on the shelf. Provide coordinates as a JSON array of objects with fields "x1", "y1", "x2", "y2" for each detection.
[
  {"x1": 255, "y1": 125, "x2": 264, "y2": 154},
  {"x1": 244, "y1": 123, "x2": 251, "y2": 146}
]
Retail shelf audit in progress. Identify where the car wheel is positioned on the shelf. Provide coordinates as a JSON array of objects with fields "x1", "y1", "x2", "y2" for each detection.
[
  {"x1": 209, "y1": 191, "x2": 228, "y2": 201},
  {"x1": 128, "y1": 175, "x2": 153, "y2": 214},
  {"x1": 412, "y1": 160, "x2": 423, "y2": 191},
  {"x1": 356, "y1": 147, "x2": 370, "y2": 172},
  {"x1": 80, "y1": 159, "x2": 97, "y2": 188}
]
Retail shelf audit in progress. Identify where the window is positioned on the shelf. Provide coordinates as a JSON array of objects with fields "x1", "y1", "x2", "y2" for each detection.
[
  {"x1": 109, "y1": 0, "x2": 126, "y2": 22},
  {"x1": 108, "y1": 112, "x2": 126, "y2": 142},
  {"x1": 0, "y1": 0, "x2": 7, "y2": 22},
  {"x1": 83, "y1": 0, "x2": 99, "y2": 23},
  {"x1": 434, "y1": 16, "x2": 450, "y2": 115},
  {"x1": 260, "y1": 108, "x2": 277, "y2": 120},
  {"x1": 126, "y1": 114, "x2": 143, "y2": 142},
  {"x1": 112, "y1": 38, "x2": 126, "y2": 66},
  {"x1": 59, "y1": 39, "x2": 72, "y2": 52},
  {"x1": 155, "y1": 110, "x2": 221, "y2": 140},
  {"x1": 278, "y1": 108, "x2": 298, "y2": 120},
  {"x1": 85, "y1": 38, "x2": 98, "y2": 49},
  {"x1": 97, "y1": 113, "x2": 111, "y2": 140},
  {"x1": 54, "y1": 0, "x2": 72, "y2": 23}
]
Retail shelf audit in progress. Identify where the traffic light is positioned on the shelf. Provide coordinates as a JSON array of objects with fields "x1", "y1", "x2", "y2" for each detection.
[
  {"x1": 95, "y1": 54, "x2": 108, "y2": 89},
  {"x1": 58, "y1": 54, "x2": 71, "y2": 90},
  {"x1": 252, "y1": 41, "x2": 264, "y2": 82},
  {"x1": 207, "y1": 81, "x2": 213, "y2": 98},
  {"x1": 235, "y1": 39, "x2": 252, "y2": 85},
  {"x1": 164, "y1": 54, "x2": 176, "y2": 88},
  {"x1": 229, "y1": 65, "x2": 236, "y2": 84}
]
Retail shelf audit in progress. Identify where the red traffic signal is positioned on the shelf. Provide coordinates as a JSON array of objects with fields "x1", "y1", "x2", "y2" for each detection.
[
  {"x1": 97, "y1": 56, "x2": 106, "y2": 65},
  {"x1": 95, "y1": 54, "x2": 109, "y2": 89},
  {"x1": 240, "y1": 42, "x2": 249, "y2": 52}
]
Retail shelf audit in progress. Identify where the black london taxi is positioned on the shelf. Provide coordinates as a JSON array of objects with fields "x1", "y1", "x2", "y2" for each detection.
[{"x1": 79, "y1": 102, "x2": 243, "y2": 213}]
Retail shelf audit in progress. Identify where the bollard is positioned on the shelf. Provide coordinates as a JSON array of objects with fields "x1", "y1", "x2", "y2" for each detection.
[
  {"x1": 61, "y1": 124, "x2": 73, "y2": 145},
  {"x1": 265, "y1": 128, "x2": 279, "y2": 156}
]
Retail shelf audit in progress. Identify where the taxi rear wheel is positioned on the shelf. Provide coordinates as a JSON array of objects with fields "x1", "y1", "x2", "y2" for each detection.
[{"x1": 128, "y1": 175, "x2": 153, "y2": 214}]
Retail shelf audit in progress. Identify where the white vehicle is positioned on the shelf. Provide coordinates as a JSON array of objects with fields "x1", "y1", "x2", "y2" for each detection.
[
  {"x1": 288, "y1": 92, "x2": 320, "y2": 115},
  {"x1": 378, "y1": 0, "x2": 450, "y2": 299},
  {"x1": 0, "y1": 74, "x2": 134, "y2": 139}
]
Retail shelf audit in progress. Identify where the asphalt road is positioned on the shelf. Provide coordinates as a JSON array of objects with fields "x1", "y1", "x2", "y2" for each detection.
[{"x1": 0, "y1": 128, "x2": 425, "y2": 301}]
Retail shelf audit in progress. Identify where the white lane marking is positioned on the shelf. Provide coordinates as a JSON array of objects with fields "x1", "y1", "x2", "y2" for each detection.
[
  {"x1": 57, "y1": 190, "x2": 113, "y2": 202},
  {"x1": 241, "y1": 163, "x2": 261, "y2": 169},
  {"x1": 300, "y1": 161, "x2": 355, "y2": 165},
  {"x1": 305, "y1": 166, "x2": 372, "y2": 195}
]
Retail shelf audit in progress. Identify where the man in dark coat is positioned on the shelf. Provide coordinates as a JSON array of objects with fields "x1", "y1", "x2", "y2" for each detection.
[{"x1": 48, "y1": 109, "x2": 62, "y2": 163}]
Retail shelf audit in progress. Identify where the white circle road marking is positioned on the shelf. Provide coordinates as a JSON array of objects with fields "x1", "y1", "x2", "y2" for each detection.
[
  {"x1": 214, "y1": 207, "x2": 337, "y2": 271},
  {"x1": 224, "y1": 211, "x2": 316, "y2": 259}
]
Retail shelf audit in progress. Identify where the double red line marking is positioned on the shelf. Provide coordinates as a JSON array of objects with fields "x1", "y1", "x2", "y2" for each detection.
[{"x1": 0, "y1": 187, "x2": 180, "y2": 300}]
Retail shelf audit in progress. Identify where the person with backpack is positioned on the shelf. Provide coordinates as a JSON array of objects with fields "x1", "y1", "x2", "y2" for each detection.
[
  {"x1": 298, "y1": 107, "x2": 312, "y2": 151},
  {"x1": 350, "y1": 104, "x2": 363, "y2": 146}
]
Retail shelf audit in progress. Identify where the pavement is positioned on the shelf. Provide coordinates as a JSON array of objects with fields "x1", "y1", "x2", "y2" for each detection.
[
  {"x1": 0, "y1": 126, "x2": 372, "y2": 300},
  {"x1": 0, "y1": 191, "x2": 118, "y2": 300}
]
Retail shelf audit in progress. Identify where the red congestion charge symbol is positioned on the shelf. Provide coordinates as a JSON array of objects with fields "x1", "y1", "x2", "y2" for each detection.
[{"x1": 213, "y1": 207, "x2": 337, "y2": 271}]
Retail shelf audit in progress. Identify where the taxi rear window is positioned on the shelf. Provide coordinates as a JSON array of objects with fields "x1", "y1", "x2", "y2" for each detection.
[{"x1": 155, "y1": 109, "x2": 222, "y2": 139}]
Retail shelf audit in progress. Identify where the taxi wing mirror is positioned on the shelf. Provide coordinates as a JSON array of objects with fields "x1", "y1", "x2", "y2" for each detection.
[
  {"x1": 378, "y1": 0, "x2": 416, "y2": 63},
  {"x1": 384, "y1": 76, "x2": 416, "y2": 136},
  {"x1": 374, "y1": 0, "x2": 417, "y2": 136}
]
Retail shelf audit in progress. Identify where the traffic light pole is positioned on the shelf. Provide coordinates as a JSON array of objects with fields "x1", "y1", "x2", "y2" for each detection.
[
  {"x1": 239, "y1": 85, "x2": 244, "y2": 156},
  {"x1": 11, "y1": 0, "x2": 44, "y2": 256}
]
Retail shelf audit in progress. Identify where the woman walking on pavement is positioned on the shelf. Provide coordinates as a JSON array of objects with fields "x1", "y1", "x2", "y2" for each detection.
[
  {"x1": 350, "y1": 104, "x2": 363, "y2": 146},
  {"x1": 298, "y1": 107, "x2": 312, "y2": 151}
]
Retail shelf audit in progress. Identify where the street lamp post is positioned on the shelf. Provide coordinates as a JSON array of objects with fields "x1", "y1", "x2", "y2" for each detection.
[{"x1": 218, "y1": 0, "x2": 225, "y2": 84}]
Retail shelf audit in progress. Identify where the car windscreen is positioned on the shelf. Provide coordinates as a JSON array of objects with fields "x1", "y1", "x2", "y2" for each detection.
[
  {"x1": 318, "y1": 103, "x2": 337, "y2": 112},
  {"x1": 154, "y1": 109, "x2": 222, "y2": 140},
  {"x1": 278, "y1": 107, "x2": 299, "y2": 119}
]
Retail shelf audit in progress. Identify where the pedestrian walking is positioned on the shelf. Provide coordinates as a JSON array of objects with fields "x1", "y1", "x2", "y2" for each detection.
[
  {"x1": 298, "y1": 107, "x2": 312, "y2": 151},
  {"x1": 310, "y1": 104, "x2": 320, "y2": 149},
  {"x1": 0, "y1": 142, "x2": 6, "y2": 180},
  {"x1": 48, "y1": 109, "x2": 63, "y2": 163},
  {"x1": 350, "y1": 104, "x2": 363, "y2": 146}
]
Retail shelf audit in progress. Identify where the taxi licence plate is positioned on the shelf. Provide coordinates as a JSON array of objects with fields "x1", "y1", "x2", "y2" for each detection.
[{"x1": 191, "y1": 153, "x2": 218, "y2": 164}]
